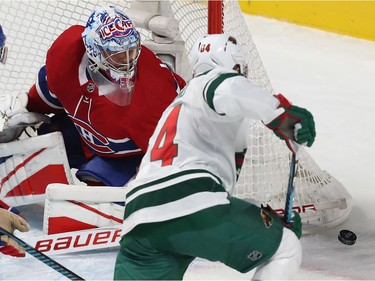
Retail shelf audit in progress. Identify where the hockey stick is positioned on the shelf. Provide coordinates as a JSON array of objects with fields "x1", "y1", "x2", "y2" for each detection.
[
  {"x1": 283, "y1": 150, "x2": 299, "y2": 224},
  {"x1": 0, "y1": 228, "x2": 85, "y2": 280}
]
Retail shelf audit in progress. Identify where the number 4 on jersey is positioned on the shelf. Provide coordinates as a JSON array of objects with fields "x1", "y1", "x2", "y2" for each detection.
[{"x1": 150, "y1": 104, "x2": 182, "y2": 166}]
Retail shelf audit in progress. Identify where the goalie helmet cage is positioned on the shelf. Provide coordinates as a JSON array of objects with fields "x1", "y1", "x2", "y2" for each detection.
[{"x1": 0, "y1": 0, "x2": 352, "y2": 234}]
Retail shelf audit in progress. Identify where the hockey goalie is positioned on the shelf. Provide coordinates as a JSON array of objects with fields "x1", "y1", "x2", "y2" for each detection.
[{"x1": 0, "y1": 3, "x2": 190, "y2": 235}]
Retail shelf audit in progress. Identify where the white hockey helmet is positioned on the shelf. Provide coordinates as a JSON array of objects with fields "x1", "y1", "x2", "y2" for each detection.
[
  {"x1": 190, "y1": 34, "x2": 247, "y2": 77},
  {"x1": 82, "y1": 6, "x2": 141, "y2": 105},
  {"x1": 0, "y1": 25, "x2": 8, "y2": 64}
]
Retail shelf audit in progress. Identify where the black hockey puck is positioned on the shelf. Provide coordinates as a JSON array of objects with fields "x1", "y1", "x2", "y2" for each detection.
[{"x1": 338, "y1": 229, "x2": 357, "y2": 245}]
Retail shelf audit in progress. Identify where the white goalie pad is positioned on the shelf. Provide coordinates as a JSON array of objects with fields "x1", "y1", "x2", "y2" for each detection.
[
  {"x1": 0, "y1": 132, "x2": 73, "y2": 206},
  {"x1": 44, "y1": 184, "x2": 126, "y2": 234}
]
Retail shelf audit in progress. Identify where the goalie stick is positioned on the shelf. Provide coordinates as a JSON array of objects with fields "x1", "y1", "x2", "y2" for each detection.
[{"x1": 0, "y1": 228, "x2": 84, "y2": 280}]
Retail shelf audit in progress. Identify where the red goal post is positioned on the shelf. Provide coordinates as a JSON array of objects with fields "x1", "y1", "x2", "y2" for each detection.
[
  {"x1": 208, "y1": 0, "x2": 223, "y2": 34},
  {"x1": 0, "y1": 0, "x2": 352, "y2": 234}
]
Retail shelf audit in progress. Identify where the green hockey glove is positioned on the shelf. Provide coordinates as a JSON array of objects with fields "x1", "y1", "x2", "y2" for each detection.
[{"x1": 266, "y1": 94, "x2": 316, "y2": 153}]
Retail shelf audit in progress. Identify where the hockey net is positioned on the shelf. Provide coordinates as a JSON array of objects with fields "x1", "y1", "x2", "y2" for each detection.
[{"x1": 0, "y1": 0, "x2": 352, "y2": 234}]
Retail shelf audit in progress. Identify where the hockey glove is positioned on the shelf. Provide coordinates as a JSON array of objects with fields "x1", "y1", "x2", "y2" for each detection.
[
  {"x1": 266, "y1": 94, "x2": 316, "y2": 153},
  {"x1": 0, "y1": 92, "x2": 28, "y2": 119},
  {"x1": 0, "y1": 92, "x2": 50, "y2": 142},
  {"x1": 0, "y1": 207, "x2": 30, "y2": 257},
  {"x1": 262, "y1": 204, "x2": 302, "y2": 239}
]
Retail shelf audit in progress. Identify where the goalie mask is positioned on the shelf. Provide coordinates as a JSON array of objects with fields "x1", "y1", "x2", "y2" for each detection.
[
  {"x1": 0, "y1": 25, "x2": 8, "y2": 64},
  {"x1": 190, "y1": 34, "x2": 247, "y2": 77},
  {"x1": 82, "y1": 6, "x2": 141, "y2": 106}
]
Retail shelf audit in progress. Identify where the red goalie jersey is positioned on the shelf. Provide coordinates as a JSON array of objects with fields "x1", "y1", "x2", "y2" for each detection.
[{"x1": 26, "y1": 25, "x2": 186, "y2": 186}]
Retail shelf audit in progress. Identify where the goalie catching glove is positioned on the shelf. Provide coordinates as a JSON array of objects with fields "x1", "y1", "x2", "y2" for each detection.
[
  {"x1": 0, "y1": 92, "x2": 50, "y2": 142},
  {"x1": 266, "y1": 94, "x2": 315, "y2": 153},
  {"x1": 0, "y1": 206, "x2": 30, "y2": 257}
]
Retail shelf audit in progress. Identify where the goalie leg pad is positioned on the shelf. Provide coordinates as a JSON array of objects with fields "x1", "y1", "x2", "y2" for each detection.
[
  {"x1": 0, "y1": 132, "x2": 73, "y2": 206},
  {"x1": 44, "y1": 184, "x2": 126, "y2": 234}
]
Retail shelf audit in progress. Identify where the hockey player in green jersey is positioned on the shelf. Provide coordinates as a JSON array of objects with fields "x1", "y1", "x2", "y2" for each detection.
[{"x1": 114, "y1": 34, "x2": 316, "y2": 280}]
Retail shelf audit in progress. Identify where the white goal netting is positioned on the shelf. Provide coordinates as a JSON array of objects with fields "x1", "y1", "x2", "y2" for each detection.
[{"x1": 0, "y1": 0, "x2": 352, "y2": 234}]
